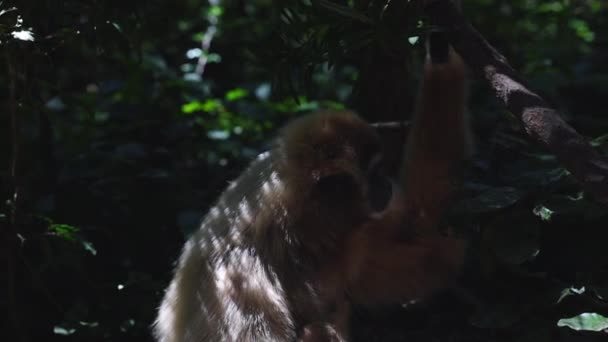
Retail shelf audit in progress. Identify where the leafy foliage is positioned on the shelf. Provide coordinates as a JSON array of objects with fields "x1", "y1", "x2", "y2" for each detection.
[
  {"x1": 558, "y1": 313, "x2": 608, "y2": 332},
  {"x1": 1, "y1": 0, "x2": 608, "y2": 341}
]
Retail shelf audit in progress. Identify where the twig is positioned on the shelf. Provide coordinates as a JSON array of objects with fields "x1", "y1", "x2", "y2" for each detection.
[
  {"x1": 5, "y1": 50, "x2": 26, "y2": 342},
  {"x1": 195, "y1": 0, "x2": 221, "y2": 76},
  {"x1": 371, "y1": 120, "x2": 411, "y2": 130}
]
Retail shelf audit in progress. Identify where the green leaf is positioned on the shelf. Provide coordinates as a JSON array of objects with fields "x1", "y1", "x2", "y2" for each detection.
[
  {"x1": 182, "y1": 101, "x2": 203, "y2": 114},
  {"x1": 53, "y1": 326, "x2": 76, "y2": 335},
  {"x1": 557, "y1": 313, "x2": 608, "y2": 332},
  {"x1": 569, "y1": 19, "x2": 595, "y2": 43},
  {"x1": 538, "y1": 2, "x2": 564, "y2": 13},
  {"x1": 49, "y1": 221, "x2": 96, "y2": 255},
  {"x1": 533, "y1": 205, "x2": 554, "y2": 221},
  {"x1": 225, "y1": 88, "x2": 248, "y2": 101},
  {"x1": 0, "y1": 7, "x2": 18, "y2": 29},
  {"x1": 11, "y1": 29, "x2": 34, "y2": 41},
  {"x1": 201, "y1": 99, "x2": 223, "y2": 112},
  {"x1": 590, "y1": 133, "x2": 608, "y2": 147},
  {"x1": 181, "y1": 99, "x2": 223, "y2": 114},
  {"x1": 50, "y1": 224, "x2": 80, "y2": 241},
  {"x1": 81, "y1": 240, "x2": 97, "y2": 256},
  {"x1": 79, "y1": 321, "x2": 99, "y2": 328},
  {"x1": 109, "y1": 21, "x2": 123, "y2": 33},
  {"x1": 207, "y1": 130, "x2": 230, "y2": 140},
  {"x1": 408, "y1": 36, "x2": 420, "y2": 45},
  {"x1": 208, "y1": 5, "x2": 223, "y2": 18},
  {"x1": 557, "y1": 286, "x2": 586, "y2": 304}
]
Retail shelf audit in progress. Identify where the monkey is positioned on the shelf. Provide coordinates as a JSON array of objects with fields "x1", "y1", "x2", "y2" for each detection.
[
  {"x1": 154, "y1": 110, "x2": 397, "y2": 342},
  {"x1": 343, "y1": 39, "x2": 471, "y2": 309},
  {"x1": 154, "y1": 21, "x2": 471, "y2": 342}
]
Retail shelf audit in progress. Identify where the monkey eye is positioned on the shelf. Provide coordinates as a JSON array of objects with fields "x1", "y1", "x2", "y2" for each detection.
[{"x1": 367, "y1": 169, "x2": 393, "y2": 212}]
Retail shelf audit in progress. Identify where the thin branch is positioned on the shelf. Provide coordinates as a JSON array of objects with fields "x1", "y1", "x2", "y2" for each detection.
[
  {"x1": 371, "y1": 120, "x2": 411, "y2": 129},
  {"x1": 5, "y1": 50, "x2": 26, "y2": 342},
  {"x1": 195, "y1": 0, "x2": 221, "y2": 77},
  {"x1": 425, "y1": 0, "x2": 608, "y2": 205}
]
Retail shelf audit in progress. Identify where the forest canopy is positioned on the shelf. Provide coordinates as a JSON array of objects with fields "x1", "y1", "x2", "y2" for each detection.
[{"x1": 1, "y1": 0, "x2": 608, "y2": 341}]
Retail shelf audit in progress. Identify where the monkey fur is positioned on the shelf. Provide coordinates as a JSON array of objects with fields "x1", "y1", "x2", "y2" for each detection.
[
  {"x1": 320, "y1": 46, "x2": 470, "y2": 326},
  {"x1": 154, "y1": 45, "x2": 470, "y2": 341}
]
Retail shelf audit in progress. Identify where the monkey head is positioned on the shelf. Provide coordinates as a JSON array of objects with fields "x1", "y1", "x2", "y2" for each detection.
[{"x1": 277, "y1": 110, "x2": 396, "y2": 236}]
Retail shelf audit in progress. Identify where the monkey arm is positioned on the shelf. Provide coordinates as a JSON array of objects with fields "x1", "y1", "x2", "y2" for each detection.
[
  {"x1": 400, "y1": 45, "x2": 471, "y2": 227},
  {"x1": 345, "y1": 223, "x2": 466, "y2": 307},
  {"x1": 344, "y1": 38, "x2": 470, "y2": 309}
]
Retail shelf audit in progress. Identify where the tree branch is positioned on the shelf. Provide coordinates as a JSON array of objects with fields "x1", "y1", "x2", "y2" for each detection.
[
  {"x1": 425, "y1": 0, "x2": 608, "y2": 205},
  {"x1": 5, "y1": 50, "x2": 27, "y2": 342}
]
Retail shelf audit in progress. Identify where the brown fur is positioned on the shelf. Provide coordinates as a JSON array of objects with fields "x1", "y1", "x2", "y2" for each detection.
[
  {"x1": 155, "y1": 111, "x2": 388, "y2": 342},
  {"x1": 345, "y1": 48, "x2": 470, "y2": 309},
  {"x1": 154, "y1": 48, "x2": 469, "y2": 341}
]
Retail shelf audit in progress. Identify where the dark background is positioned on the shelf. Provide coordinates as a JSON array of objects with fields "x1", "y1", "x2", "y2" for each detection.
[{"x1": 1, "y1": 0, "x2": 608, "y2": 341}]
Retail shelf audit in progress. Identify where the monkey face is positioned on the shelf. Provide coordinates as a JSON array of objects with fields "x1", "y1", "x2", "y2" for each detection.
[{"x1": 279, "y1": 110, "x2": 398, "y2": 229}]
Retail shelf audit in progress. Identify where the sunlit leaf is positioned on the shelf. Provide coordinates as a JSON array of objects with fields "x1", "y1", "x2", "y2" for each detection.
[
  {"x1": 109, "y1": 21, "x2": 122, "y2": 33},
  {"x1": 0, "y1": 7, "x2": 18, "y2": 28},
  {"x1": 557, "y1": 313, "x2": 608, "y2": 332},
  {"x1": 225, "y1": 88, "x2": 248, "y2": 101},
  {"x1": 50, "y1": 224, "x2": 80, "y2": 241},
  {"x1": 53, "y1": 326, "x2": 76, "y2": 335},
  {"x1": 533, "y1": 205, "x2": 553, "y2": 221},
  {"x1": 557, "y1": 286, "x2": 586, "y2": 304},
  {"x1": 46, "y1": 97, "x2": 66, "y2": 111},
  {"x1": 0, "y1": 7, "x2": 17, "y2": 17},
  {"x1": 208, "y1": 5, "x2": 224, "y2": 18},
  {"x1": 79, "y1": 321, "x2": 99, "y2": 328},
  {"x1": 94, "y1": 112, "x2": 110, "y2": 123},
  {"x1": 182, "y1": 99, "x2": 223, "y2": 114},
  {"x1": 255, "y1": 83, "x2": 272, "y2": 100},
  {"x1": 186, "y1": 48, "x2": 203, "y2": 59},
  {"x1": 206, "y1": 52, "x2": 221, "y2": 63},
  {"x1": 183, "y1": 73, "x2": 202, "y2": 82},
  {"x1": 202, "y1": 99, "x2": 222, "y2": 112},
  {"x1": 538, "y1": 2, "x2": 564, "y2": 13},
  {"x1": 81, "y1": 240, "x2": 97, "y2": 256},
  {"x1": 589, "y1": 0, "x2": 602, "y2": 13},
  {"x1": 569, "y1": 19, "x2": 595, "y2": 43},
  {"x1": 120, "y1": 318, "x2": 136, "y2": 332},
  {"x1": 207, "y1": 130, "x2": 230, "y2": 140},
  {"x1": 590, "y1": 134, "x2": 608, "y2": 147},
  {"x1": 408, "y1": 36, "x2": 420, "y2": 45},
  {"x1": 11, "y1": 29, "x2": 34, "y2": 41}
]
